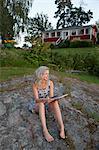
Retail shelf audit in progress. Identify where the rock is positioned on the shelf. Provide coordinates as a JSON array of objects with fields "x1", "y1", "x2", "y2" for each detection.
[
  {"x1": 0, "y1": 101, "x2": 6, "y2": 116},
  {"x1": 3, "y1": 96, "x2": 12, "y2": 103},
  {"x1": 0, "y1": 75, "x2": 99, "y2": 149},
  {"x1": 8, "y1": 110, "x2": 21, "y2": 126}
]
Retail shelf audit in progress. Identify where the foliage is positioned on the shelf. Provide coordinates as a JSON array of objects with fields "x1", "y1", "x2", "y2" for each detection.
[
  {"x1": 50, "y1": 43, "x2": 56, "y2": 49},
  {"x1": 0, "y1": 67, "x2": 35, "y2": 81},
  {"x1": 54, "y1": 0, "x2": 93, "y2": 28},
  {"x1": 58, "y1": 39, "x2": 70, "y2": 48},
  {"x1": 87, "y1": 112, "x2": 99, "y2": 122},
  {"x1": 70, "y1": 40, "x2": 93, "y2": 48},
  {"x1": 4, "y1": 43, "x2": 14, "y2": 48},
  {"x1": 51, "y1": 40, "x2": 93, "y2": 49},
  {"x1": 23, "y1": 39, "x2": 51, "y2": 67},
  {"x1": 96, "y1": 19, "x2": 99, "y2": 28},
  {"x1": 0, "y1": 47, "x2": 99, "y2": 85},
  {"x1": 51, "y1": 47, "x2": 99, "y2": 76},
  {"x1": 97, "y1": 33, "x2": 99, "y2": 44},
  {"x1": 84, "y1": 53, "x2": 99, "y2": 76},
  {"x1": 0, "y1": 1, "x2": 14, "y2": 38},
  {"x1": 0, "y1": 48, "x2": 31, "y2": 67},
  {"x1": 22, "y1": 43, "x2": 99, "y2": 76},
  {"x1": 96, "y1": 20, "x2": 99, "y2": 44},
  {"x1": 1, "y1": 46, "x2": 99, "y2": 77},
  {"x1": 72, "y1": 102, "x2": 83, "y2": 110},
  {"x1": 0, "y1": 0, "x2": 33, "y2": 39},
  {"x1": 28, "y1": 13, "x2": 53, "y2": 38}
]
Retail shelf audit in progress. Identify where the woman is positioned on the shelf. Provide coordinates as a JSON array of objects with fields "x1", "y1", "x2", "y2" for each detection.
[{"x1": 32, "y1": 66, "x2": 65, "y2": 142}]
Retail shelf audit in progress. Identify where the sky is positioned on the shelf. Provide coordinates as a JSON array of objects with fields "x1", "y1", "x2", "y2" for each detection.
[{"x1": 29, "y1": 0, "x2": 99, "y2": 28}]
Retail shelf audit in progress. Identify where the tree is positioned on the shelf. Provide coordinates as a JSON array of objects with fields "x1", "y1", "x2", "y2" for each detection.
[
  {"x1": 54, "y1": 0, "x2": 93, "y2": 28},
  {"x1": 0, "y1": 1, "x2": 14, "y2": 42},
  {"x1": 96, "y1": 20, "x2": 99, "y2": 44},
  {"x1": 54, "y1": 0, "x2": 72, "y2": 28},
  {"x1": 0, "y1": 0, "x2": 33, "y2": 39},
  {"x1": 28, "y1": 13, "x2": 53, "y2": 37},
  {"x1": 68, "y1": 6, "x2": 93, "y2": 27},
  {"x1": 96, "y1": 20, "x2": 99, "y2": 28}
]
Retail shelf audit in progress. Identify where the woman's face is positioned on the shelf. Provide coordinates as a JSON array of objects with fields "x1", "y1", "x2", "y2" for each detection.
[{"x1": 41, "y1": 70, "x2": 49, "y2": 81}]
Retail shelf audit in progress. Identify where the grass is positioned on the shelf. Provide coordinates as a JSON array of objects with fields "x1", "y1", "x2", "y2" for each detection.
[
  {"x1": 52, "y1": 47, "x2": 99, "y2": 55},
  {"x1": 51, "y1": 70, "x2": 99, "y2": 84},
  {"x1": 72, "y1": 102, "x2": 83, "y2": 110},
  {"x1": 0, "y1": 47, "x2": 99, "y2": 83},
  {"x1": 65, "y1": 73, "x2": 99, "y2": 84},
  {"x1": 0, "y1": 67, "x2": 35, "y2": 81},
  {"x1": 72, "y1": 102, "x2": 99, "y2": 122},
  {"x1": 1, "y1": 67, "x2": 99, "y2": 84},
  {"x1": 0, "y1": 48, "x2": 36, "y2": 81},
  {"x1": 88, "y1": 112, "x2": 99, "y2": 122}
]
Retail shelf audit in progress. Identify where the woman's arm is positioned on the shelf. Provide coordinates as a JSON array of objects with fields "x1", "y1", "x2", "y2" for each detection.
[
  {"x1": 47, "y1": 80, "x2": 55, "y2": 103},
  {"x1": 32, "y1": 83, "x2": 47, "y2": 103},
  {"x1": 50, "y1": 80, "x2": 54, "y2": 97}
]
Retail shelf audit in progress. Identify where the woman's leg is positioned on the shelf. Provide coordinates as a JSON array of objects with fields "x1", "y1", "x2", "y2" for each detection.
[
  {"x1": 38, "y1": 102, "x2": 54, "y2": 142},
  {"x1": 49, "y1": 101, "x2": 65, "y2": 139}
]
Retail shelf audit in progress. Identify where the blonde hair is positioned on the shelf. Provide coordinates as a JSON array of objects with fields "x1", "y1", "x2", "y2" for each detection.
[{"x1": 34, "y1": 66, "x2": 49, "y2": 84}]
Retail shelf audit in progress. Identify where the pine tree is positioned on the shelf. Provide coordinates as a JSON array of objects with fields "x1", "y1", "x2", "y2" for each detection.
[{"x1": 54, "y1": 0, "x2": 93, "y2": 28}]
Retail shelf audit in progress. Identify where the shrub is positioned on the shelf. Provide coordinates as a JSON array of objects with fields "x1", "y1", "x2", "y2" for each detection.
[
  {"x1": 50, "y1": 43, "x2": 55, "y2": 49},
  {"x1": 96, "y1": 33, "x2": 99, "y2": 44},
  {"x1": 84, "y1": 53, "x2": 99, "y2": 75},
  {"x1": 58, "y1": 39, "x2": 70, "y2": 48},
  {"x1": 70, "y1": 40, "x2": 93, "y2": 48},
  {"x1": 50, "y1": 49, "x2": 99, "y2": 76},
  {"x1": 4, "y1": 43, "x2": 14, "y2": 48}
]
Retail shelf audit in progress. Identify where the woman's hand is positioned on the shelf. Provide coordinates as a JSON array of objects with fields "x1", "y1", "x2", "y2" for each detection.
[
  {"x1": 42, "y1": 98, "x2": 48, "y2": 104},
  {"x1": 39, "y1": 98, "x2": 48, "y2": 104},
  {"x1": 47, "y1": 98, "x2": 54, "y2": 104}
]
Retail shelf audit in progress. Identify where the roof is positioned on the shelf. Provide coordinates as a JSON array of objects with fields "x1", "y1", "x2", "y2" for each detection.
[{"x1": 43, "y1": 25, "x2": 92, "y2": 33}]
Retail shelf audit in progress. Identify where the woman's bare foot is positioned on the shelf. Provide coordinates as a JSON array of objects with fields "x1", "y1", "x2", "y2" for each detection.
[
  {"x1": 43, "y1": 130, "x2": 54, "y2": 142},
  {"x1": 60, "y1": 129, "x2": 65, "y2": 139}
]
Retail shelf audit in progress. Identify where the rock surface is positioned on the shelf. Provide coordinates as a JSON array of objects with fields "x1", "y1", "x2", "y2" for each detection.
[{"x1": 0, "y1": 75, "x2": 99, "y2": 150}]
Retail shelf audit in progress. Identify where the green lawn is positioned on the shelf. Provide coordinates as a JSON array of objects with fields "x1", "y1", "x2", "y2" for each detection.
[
  {"x1": 51, "y1": 70, "x2": 99, "y2": 84},
  {"x1": 65, "y1": 73, "x2": 99, "y2": 84},
  {"x1": 52, "y1": 47, "x2": 99, "y2": 55},
  {"x1": 0, "y1": 47, "x2": 99, "y2": 84},
  {"x1": 1, "y1": 67, "x2": 99, "y2": 84},
  {"x1": 0, "y1": 67, "x2": 34, "y2": 81}
]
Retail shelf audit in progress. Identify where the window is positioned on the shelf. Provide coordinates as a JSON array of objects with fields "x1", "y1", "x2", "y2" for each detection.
[
  {"x1": 79, "y1": 29, "x2": 84, "y2": 35},
  {"x1": 57, "y1": 32, "x2": 61, "y2": 37},
  {"x1": 45, "y1": 33, "x2": 49, "y2": 38},
  {"x1": 51, "y1": 32, "x2": 55, "y2": 37},
  {"x1": 72, "y1": 31, "x2": 76, "y2": 35},
  {"x1": 86, "y1": 28, "x2": 89, "y2": 34},
  {"x1": 66, "y1": 32, "x2": 68, "y2": 36},
  {"x1": 59, "y1": 0, "x2": 70, "y2": 2}
]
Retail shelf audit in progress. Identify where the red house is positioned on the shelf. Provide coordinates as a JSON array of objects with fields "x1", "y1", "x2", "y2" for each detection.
[{"x1": 42, "y1": 25, "x2": 98, "y2": 45}]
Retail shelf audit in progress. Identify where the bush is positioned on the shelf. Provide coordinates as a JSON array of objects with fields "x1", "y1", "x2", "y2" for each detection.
[
  {"x1": 84, "y1": 53, "x2": 99, "y2": 75},
  {"x1": 1, "y1": 45, "x2": 99, "y2": 77},
  {"x1": 4, "y1": 43, "x2": 14, "y2": 48},
  {"x1": 70, "y1": 40, "x2": 93, "y2": 48},
  {"x1": 50, "y1": 48, "x2": 99, "y2": 76},
  {"x1": 96, "y1": 33, "x2": 99, "y2": 44},
  {"x1": 50, "y1": 43, "x2": 55, "y2": 49},
  {"x1": 58, "y1": 39, "x2": 70, "y2": 48}
]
